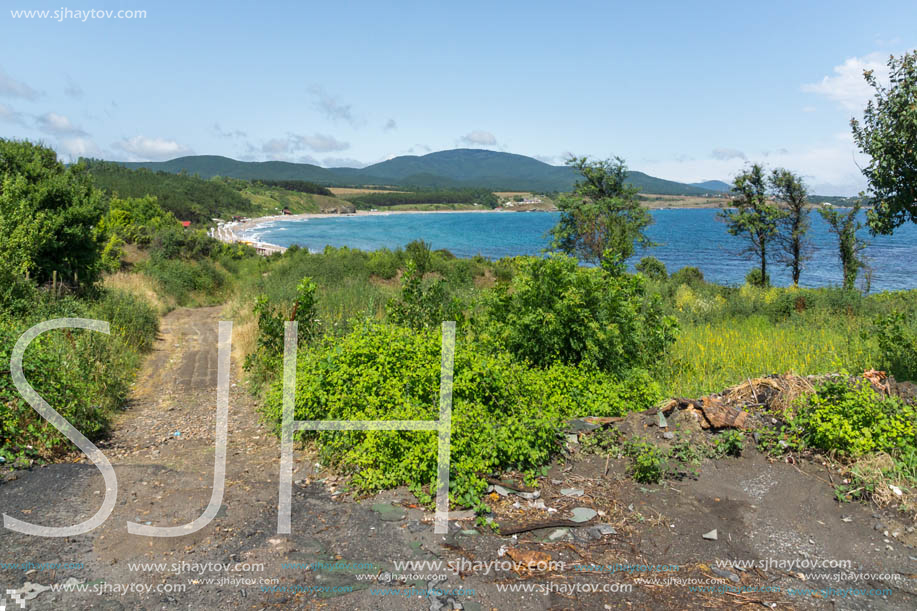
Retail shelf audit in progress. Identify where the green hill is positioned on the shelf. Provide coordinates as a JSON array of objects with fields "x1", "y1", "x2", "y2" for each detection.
[{"x1": 116, "y1": 149, "x2": 717, "y2": 196}]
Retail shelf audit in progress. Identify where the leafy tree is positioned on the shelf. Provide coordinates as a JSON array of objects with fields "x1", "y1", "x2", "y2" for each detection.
[
  {"x1": 818, "y1": 202, "x2": 868, "y2": 290},
  {"x1": 0, "y1": 139, "x2": 105, "y2": 288},
  {"x1": 770, "y1": 168, "x2": 811, "y2": 286},
  {"x1": 719, "y1": 164, "x2": 785, "y2": 286},
  {"x1": 850, "y1": 51, "x2": 917, "y2": 234},
  {"x1": 548, "y1": 156, "x2": 653, "y2": 265}
]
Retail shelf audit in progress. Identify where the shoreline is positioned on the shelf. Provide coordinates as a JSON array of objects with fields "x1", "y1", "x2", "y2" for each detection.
[
  {"x1": 214, "y1": 207, "x2": 533, "y2": 253},
  {"x1": 212, "y1": 204, "x2": 726, "y2": 255}
]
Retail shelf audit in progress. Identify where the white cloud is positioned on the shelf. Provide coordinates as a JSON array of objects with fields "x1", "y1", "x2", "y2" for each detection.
[
  {"x1": 112, "y1": 136, "x2": 192, "y2": 161},
  {"x1": 460, "y1": 130, "x2": 497, "y2": 146},
  {"x1": 308, "y1": 85, "x2": 359, "y2": 126},
  {"x1": 802, "y1": 52, "x2": 889, "y2": 111},
  {"x1": 254, "y1": 133, "x2": 350, "y2": 160},
  {"x1": 0, "y1": 68, "x2": 39, "y2": 100},
  {"x1": 36, "y1": 112, "x2": 86, "y2": 136},
  {"x1": 57, "y1": 137, "x2": 103, "y2": 160},
  {"x1": 293, "y1": 133, "x2": 349, "y2": 153},
  {"x1": 261, "y1": 138, "x2": 291, "y2": 155},
  {"x1": 212, "y1": 122, "x2": 247, "y2": 139},
  {"x1": 322, "y1": 156, "x2": 365, "y2": 168},
  {"x1": 641, "y1": 143, "x2": 868, "y2": 197},
  {"x1": 533, "y1": 154, "x2": 560, "y2": 165},
  {"x1": 712, "y1": 147, "x2": 746, "y2": 161}
]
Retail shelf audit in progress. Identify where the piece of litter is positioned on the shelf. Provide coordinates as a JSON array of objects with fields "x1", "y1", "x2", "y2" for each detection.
[{"x1": 702, "y1": 529, "x2": 718, "y2": 541}]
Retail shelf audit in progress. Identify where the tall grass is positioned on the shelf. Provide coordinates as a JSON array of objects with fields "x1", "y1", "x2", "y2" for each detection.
[{"x1": 657, "y1": 313, "x2": 878, "y2": 396}]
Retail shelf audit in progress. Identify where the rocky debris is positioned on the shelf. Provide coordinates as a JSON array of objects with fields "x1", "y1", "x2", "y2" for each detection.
[
  {"x1": 547, "y1": 528, "x2": 570, "y2": 541},
  {"x1": 570, "y1": 507, "x2": 597, "y2": 523},
  {"x1": 505, "y1": 548, "x2": 553, "y2": 574},
  {"x1": 487, "y1": 484, "x2": 540, "y2": 500},
  {"x1": 711, "y1": 567, "x2": 740, "y2": 583},
  {"x1": 560, "y1": 487, "x2": 584, "y2": 497}
]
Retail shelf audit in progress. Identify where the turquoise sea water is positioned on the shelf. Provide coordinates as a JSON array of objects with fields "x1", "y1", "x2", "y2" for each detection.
[{"x1": 243, "y1": 209, "x2": 917, "y2": 291}]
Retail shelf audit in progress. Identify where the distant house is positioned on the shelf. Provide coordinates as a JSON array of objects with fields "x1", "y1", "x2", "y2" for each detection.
[{"x1": 180, "y1": 220, "x2": 192, "y2": 228}]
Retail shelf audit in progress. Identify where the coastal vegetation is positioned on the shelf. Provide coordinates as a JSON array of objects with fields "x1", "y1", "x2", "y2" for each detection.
[{"x1": 2, "y1": 51, "x2": 916, "y2": 515}]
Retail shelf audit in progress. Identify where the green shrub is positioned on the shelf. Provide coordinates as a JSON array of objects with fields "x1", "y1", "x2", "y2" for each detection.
[
  {"x1": 479, "y1": 254, "x2": 677, "y2": 374},
  {"x1": 0, "y1": 303, "x2": 148, "y2": 461},
  {"x1": 90, "y1": 289, "x2": 159, "y2": 351},
  {"x1": 367, "y1": 249, "x2": 400, "y2": 279},
  {"x1": 791, "y1": 377, "x2": 916, "y2": 458},
  {"x1": 636, "y1": 256, "x2": 668, "y2": 281},
  {"x1": 874, "y1": 313, "x2": 917, "y2": 381},
  {"x1": 404, "y1": 239, "x2": 433, "y2": 274},
  {"x1": 244, "y1": 278, "x2": 318, "y2": 385},
  {"x1": 99, "y1": 234, "x2": 124, "y2": 273},
  {"x1": 386, "y1": 261, "x2": 463, "y2": 330},
  {"x1": 711, "y1": 430, "x2": 744, "y2": 457},
  {"x1": 261, "y1": 321, "x2": 659, "y2": 506},
  {"x1": 139, "y1": 256, "x2": 226, "y2": 304},
  {"x1": 745, "y1": 268, "x2": 771, "y2": 288},
  {"x1": 98, "y1": 195, "x2": 179, "y2": 245},
  {"x1": 624, "y1": 439, "x2": 667, "y2": 483},
  {"x1": 670, "y1": 266, "x2": 705, "y2": 287}
]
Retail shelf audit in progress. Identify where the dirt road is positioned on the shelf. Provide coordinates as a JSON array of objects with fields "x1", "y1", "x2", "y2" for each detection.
[{"x1": 1, "y1": 307, "x2": 915, "y2": 610}]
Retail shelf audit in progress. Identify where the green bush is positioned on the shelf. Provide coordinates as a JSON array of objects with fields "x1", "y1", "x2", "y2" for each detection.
[
  {"x1": 479, "y1": 254, "x2": 677, "y2": 374},
  {"x1": 636, "y1": 256, "x2": 668, "y2": 282},
  {"x1": 404, "y1": 239, "x2": 433, "y2": 274},
  {"x1": 139, "y1": 256, "x2": 226, "y2": 304},
  {"x1": 670, "y1": 266, "x2": 705, "y2": 287},
  {"x1": 367, "y1": 249, "x2": 400, "y2": 279},
  {"x1": 90, "y1": 289, "x2": 159, "y2": 351},
  {"x1": 261, "y1": 321, "x2": 659, "y2": 505},
  {"x1": 624, "y1": 439, "x2": 667, "y2": 483},
  {"x1": 712, "y1": 430, "x2": 745, "y2": 457},
  {"x1": 0, "y1": 295, "x2": 153, "y2": 461},
  {"x1": 97, "y1": 195, "x2": 179, "y2": 245},
  {"x1": 244, "y1": 278, "x2": 318, "y2": 390},
  {"x1": 874, "y1": 313, "x2": 917, "y2": 381},
  {"x1": 386, "y1": 261, "x2": 463, "y2": 330},
  {"x1": 791, "y1": 377, "x2": 916, "y2": 458},
  {"x1": 745, "y1": 268, "x2": 771, "y2": 288}
]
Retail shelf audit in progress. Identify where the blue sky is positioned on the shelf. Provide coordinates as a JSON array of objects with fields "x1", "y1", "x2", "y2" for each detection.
[{"x1": 1, "y1": 0, "x2": 914, "y2": 194}]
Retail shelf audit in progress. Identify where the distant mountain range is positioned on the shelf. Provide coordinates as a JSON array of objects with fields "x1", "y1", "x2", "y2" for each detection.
[
  {"x1": 117, "y1": 149, "x2": 729, "y2": 196},
  {"x1": 690, "y1": 180, "x2": 732, "y2": 193}
]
